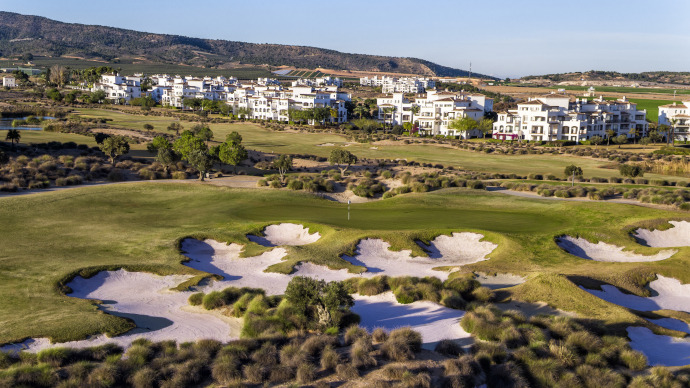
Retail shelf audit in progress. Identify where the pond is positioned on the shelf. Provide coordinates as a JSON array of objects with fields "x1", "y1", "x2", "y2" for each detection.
[{"x1": 0, "y1": 116, "x2": 55, "y2": 131}]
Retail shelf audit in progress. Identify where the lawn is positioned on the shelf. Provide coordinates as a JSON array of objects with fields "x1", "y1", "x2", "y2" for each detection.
[
  {"x1": 628, "y1": 98, "x2": 676, "y2": 123},
  {"x1": 546, "y1": 85, "x2": 690, "y2": 96},
  {"x1": 0, "y1": 182, "x2": 688, "y2": 344}
]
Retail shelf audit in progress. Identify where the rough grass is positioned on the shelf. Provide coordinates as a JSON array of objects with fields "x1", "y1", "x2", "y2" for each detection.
[{"x1": 0, "y1": 182, "x2": 688, "y2": 344}]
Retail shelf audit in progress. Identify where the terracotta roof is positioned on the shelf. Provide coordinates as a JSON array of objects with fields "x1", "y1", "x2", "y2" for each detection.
[
  {"x1": 660, "y1": 104, "x2": 688, "y2": 109},
  {"x1": 520, "y1": 100, "x2": 546, "y2": 105}
]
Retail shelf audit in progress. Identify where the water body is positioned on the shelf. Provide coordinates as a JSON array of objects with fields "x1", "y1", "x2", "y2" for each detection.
[{"x1": 0, "y1": 116, "x2": 54, "y2": 131}]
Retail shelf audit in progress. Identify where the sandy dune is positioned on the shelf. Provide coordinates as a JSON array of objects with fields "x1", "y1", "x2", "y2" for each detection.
[
  {"x1": 557, "y1": 236, "x2": 676, "y2": 262},
  {"x1": 247, "y1": 223, "x2": 320, "y2": 247},
  {"x1": 634, "y1": 221, "x2": 690, "y2": 247}
]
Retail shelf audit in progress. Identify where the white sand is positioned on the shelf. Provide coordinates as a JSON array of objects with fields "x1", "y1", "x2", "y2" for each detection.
[
  {"x1": 582, "y1": 275, "x2": 690, "y2": 312},
  {"x1": 1, "y1": 270, "x2": 241, "y2": 353},
  {"x1": 634, "y1": 221, "x2": 690, "y2": 247},
  {"x1": 556, "y1": 236, "x2": 676, "y2": 262},
  {"x1": 475, "y1": 273, "x2": 526, "y2": 290},
  {"x1": 351, "y1": 292, "x2": 472, "y2": 349},
  {"x1": 247, "y1": 223, "x2": 320, "y2": 246},
  {"x1": 344, "y1": 235, "x2": 496, "y2": 281},
  {"x1": 627, "y1": 327, "x2": 690, "y2": 367}
]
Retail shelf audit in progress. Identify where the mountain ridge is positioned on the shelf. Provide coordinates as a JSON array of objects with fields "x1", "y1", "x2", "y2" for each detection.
[{"x1": 0, "y1": 12, "x2": 496, "y2": 79}]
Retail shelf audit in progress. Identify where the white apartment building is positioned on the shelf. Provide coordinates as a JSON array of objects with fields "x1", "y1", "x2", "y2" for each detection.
[
  {"x1": 360, "y1": 75, "x2": 436, "y2": 94},
  {"x1": 492, "y1": 94, "x2": 648, "y2": 142},
  {"x1": 291, "y1": 76, "x2": 342, "y2": 88},
  {"x1": 2, "y1": 75, "x2": 16, "y2": 88},
  {"x1": 92, "y1": 74, "x2": 141, "y2": 103},
  {"x1": 376, "y1": 91, "x2": 492, "y2": 138},
  {"x1": 659, "y1": 101, "x2": 690, "y2": 142}
]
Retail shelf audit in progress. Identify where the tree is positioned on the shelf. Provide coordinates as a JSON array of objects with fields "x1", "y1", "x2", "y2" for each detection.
[
  {"x1": 612, "y1": 134, "x2": 628, "y2": 149},
  {"x1": 564, "y1": 165, "x2": 583, "y2": 178},
  {"x1": 89, "y1": 90, "x2": 106, "y2": 104},
  {"x1": 605, "y1": 129, "x2": 616, "y2": 146},
  {"x1": 64, "y1": 91, "x2": 79, "y2": 104},
  {"x1": 0, "y1": 149, "x2": 8, "y2": 165},
  {"x1": 619, "y1": 164, "x2": 644, "y2": 178},
  {"x1": 628, "y1": 127, "x2": 640, "y2": 144},
  {"x1": 94, "y1": 132, "x2": 111, "y2": 144},
  {"x1": 147, "y1": 136, "x2": 172, "y2": 154},
  {"x1": 5, "y1": 129, "x2": 20, "y2": 148},
  {"x1": 477, "y1": 118, "x2": 494, "y2": 137},
  {"x1": 329, "y1": 149, "x2": 358, "y2": 176},
  {"x1": 448, "y1": 117, "x2": 478, "y2": 137},
  {"x1": 237, "y1": 107, "x2": 252, "y2": 120},
  {"x1": 273, "y1": 154, "x2": 292, "y2": 183},
  {"x1": 100, "y1": 136, "x2": 130, "y2": 163},
  {"x1": 353, "y1": 104, "x2": 367, "y2": 119},
  {"x1": 183, "y1": 98, "x2": 203, "y2": 111},
  {"x1": 46, "y1": 88, "x2": 63, "y2": 102},
  {"x1": 409, "y1": 105, "x2": 420, "y2": 124},
  {"x1": 217, "y1": 133, "x2": 248, "y2": 174},
  {"x1": 590, "y1": 135, "x2": 604, "y2": 147},
  {"x1": 143, "y1": 124, "x2": 154, "y2": 133},
  {"x1": 173, "y1": 131, "x2": 211, "y2": 181},
  {"x1": 190, "y1": 124, "x2": 213, "y2": 145},
  {"x1": 313, "y1": 107, "x2": 331, "y2": 126},
  {"x1": 147, "y1": 136, "x2": 178, "y2": 174},
  {"x1": 649, "y1": 129, "x2": 662, "y2": 145},
  {"x1": 284, "y1": 277, "x2": 353, "y2": 329},
  {"x1": 167, "y1": 122, "x2": 183, "y2": 136},
  {"x1": 381, "y1": 106, "x2": 396, "y2": 132},
  {"x1": 668, "y1": 118, "x2": 677, "y2": 147},
  {"x1": 49, "y1": 65, "x2": 69, "y2": 87}
]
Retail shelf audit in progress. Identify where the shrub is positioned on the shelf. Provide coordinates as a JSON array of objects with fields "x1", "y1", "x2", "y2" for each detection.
[
  {"x1": 336, "y1": 363, "x2": 359, "y2": 379},
  {"x1": 434, "y1": 339, "x2": 464, "y2": 356},
  {"x1": 344, "y1": 325, "x2": 368, "y2": 345},
  {"x1": 36, "y1": 347, "x2": 72, "y2": 367},
  {"x1": 171, "y1": 171, "x2": 187, "y2": 180},
  {"x1": 107, "y1": 169, "x2": 125, "y2": 182},
  {"x1": 358, "y1": 276, "x2": 387, "y2": 296},
  {"x1": 320, "y1": 345, "x2": 339, "y2": 370},
  {"x1": 619, "y1": 349, "x2": 647, "y2": 371},
  {"x1": 382, "y1": 364, "x2": 407, "y2": 379},
  {"x1": 372, "y1": 328, "x2": 389, "y2": 343},
  {"x1": 131, "y1": 367, "x2": 158, "y2": 388},
  {"x1": 202, "y1": 291, "x2": 226, "y2": 310},
  {"x1": 351, "y1": 337, "x2": 377, "y2": 369},
  {"x1": 296, "y1": 362, "x2": 316, "y2": 384},
  {"x1": 188, "y1": 292, "x2": 204, "y2": 306},
  {"x1": 243, "y1": 363, "x2": 265, "y2": 384}
]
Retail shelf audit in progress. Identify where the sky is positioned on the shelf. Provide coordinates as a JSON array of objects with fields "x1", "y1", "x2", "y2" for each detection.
[{"x1": 1, "y1": 0, "x2": 689, "y2": 78}]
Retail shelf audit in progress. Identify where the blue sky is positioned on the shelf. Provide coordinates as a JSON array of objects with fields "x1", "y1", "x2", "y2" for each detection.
[{"x1": 2, "y1": 0, "x2": 689, "y2": 78}]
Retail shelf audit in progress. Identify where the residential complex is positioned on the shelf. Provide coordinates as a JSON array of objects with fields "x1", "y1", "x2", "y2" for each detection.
[
  {"x1": 2, "y1": 75, "x2": 15, "y2": 88},
  {"x1": 291, "y1": 76, "x2": 342, "y2": 88},
  {"x1": 658, "y1": 101, "x2": 690, "y2": 142},
  {"x1": 376, "y1": 91, "x2": 493, "y2": 138},
  {"x1": 146, "y1": 74, "x2": 351, "y2": 124},
  {"x1": 91, "y1": 74, "x2": 142, "y2": 103},
  {"x1": 360, "y1": 75, "x2": 436, "y2": 94},
  {"x1": 492, "y1": 94, "x2": 648, "y2": 142}
]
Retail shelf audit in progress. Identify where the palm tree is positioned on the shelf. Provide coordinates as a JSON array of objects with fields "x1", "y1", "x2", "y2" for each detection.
[
  {"x1": 409, "y1": 105, "x2": 420, "y2": 125},
  {"x1": 5, "y1": 129, "x2": 20, "y2": 148},
  {"x1": 605, "y1": 129, "x2": 615, "y2": 146},
  {"x1": 669, "y1": 118, "x2": 677, "y2": 147},
  {"x1": 353, "y1": 104, "x2": 367, "y2": 119},
  {"x1": 628, "y1": 127, "x2": 640, "y2": 144}
]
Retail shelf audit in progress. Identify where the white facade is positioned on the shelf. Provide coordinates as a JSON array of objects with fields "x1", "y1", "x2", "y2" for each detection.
[
  {"x1": 360, "y1": 75, "x2": 435, "y2": 94},
  {"x1": 92, "y1": 74, "x2": 141, "y2": 103},
  {"x1": 2, "y1": 76, "x2": 16, "y2": 88},
  {"x1": 493, "y1": 94, "x2": 648, "y2": 142},
  {"x1": 291, "y1": 76, "x2": 342, "y2": 88},
  {"x1": 376, "y1": 90, "x2": 492, "y2": 138},
  {"x1": 659, "y1": 101, "x2": 690, "y2": 142},
  {"x1": 143, "y1": 74, "x2": 350, "y2": 124}
]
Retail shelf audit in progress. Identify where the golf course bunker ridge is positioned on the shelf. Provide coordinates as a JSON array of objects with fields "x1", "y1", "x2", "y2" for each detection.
[
  {"x1": 247, "y1": 223, "x2": 320, "y2": 246},
  {"x1": 556, "y1": 236, "x2": 676, "y2": 262},
  {"x1": 634, "y1": 221, "x2": 690, "y2": 248}
]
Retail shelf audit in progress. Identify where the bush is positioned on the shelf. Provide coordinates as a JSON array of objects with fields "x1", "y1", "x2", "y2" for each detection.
[
  {"x1": 188, "y1": 292, "x2": 204, "y2": 306},
  {"x1": 619, "y1": 349, "x2": 647, "y2": 371},
  {"x1": 358, "y1": 276, "x2": 387, "y2": 296},
  {"x1": 434, "y1": 339, "x2": 464, "y2": 356},
  {"x1": 336, "y1": 363, "x2": 359, "y2": 379},
  {"x1": 320, "y1": 345, "x2": 339, "y2": 370},
  {"x1": 171, "y1": 171, "x2": 187, "y2": 180},
  {"x1": 107, "y1": 169, "x2": 125, "y2": 182},
  {"x1": 296, "y1": 362, "x2": 316, "y2": 383},
  {"x1": 37, "y1": 347, "x2": 72, "y2": 367}
]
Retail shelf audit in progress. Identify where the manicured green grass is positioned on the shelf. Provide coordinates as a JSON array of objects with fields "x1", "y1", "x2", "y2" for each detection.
[
  {"x1": 0, "y1": 182, "x2": 688, "y2": 344},
  {"x1": 628, "y1": 99, "x2": 676, "y2": 123},
  {"x1": 0, "y1": 129, "x2": 98, "y2": 147},
  {"x1": 547, "y1": 85, "x2": 690, "y2": 96}
]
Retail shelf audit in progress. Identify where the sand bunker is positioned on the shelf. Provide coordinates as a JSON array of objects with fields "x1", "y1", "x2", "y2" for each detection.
[
  {"x1": 1, "y1": 270, "x2": 240, "y2": 353},
  {"x1": 247, "y1": 223, "x2": 320, "y2": 247},
  {"x1": 352, "y1": 292, "x2": 471, "y2": 349},
  {"x1": 583, "y1": 275, "x2": 690, "y2": 312},
  {"x1": 627, "y1": 327, "x2": 690, "y2": 367},
  {"x1": 4, "y1": 231, "x2": 495, "y2": 352},
  {"x1": 343, "y1": 236, "x2": 496, "y2": 281},
  {"x1": 475, "y1": 273, "x2": 526, "y2": 290},
  {"x1": 557, "y1": 236, "x2": 676, "y2": 262},
  {"x1": 634, "y1": 221, "x2": 690, "y2": 247}
]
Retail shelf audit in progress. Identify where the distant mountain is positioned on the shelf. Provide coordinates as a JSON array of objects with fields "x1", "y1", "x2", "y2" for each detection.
[{"x1": 0, "y1": 12, "x2": 495, "y2": 79}]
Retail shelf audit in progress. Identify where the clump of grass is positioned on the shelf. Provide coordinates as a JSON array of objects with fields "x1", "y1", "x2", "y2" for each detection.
[
  {"x1": 320, "y1": 345, "x2": 339, "y2": 371},
  {"x1": 434, "y1": 339, "x2": 464, "y2": 356},
  {"x1": 336, "y1": 363, "x2": 359, "y2": 379}
]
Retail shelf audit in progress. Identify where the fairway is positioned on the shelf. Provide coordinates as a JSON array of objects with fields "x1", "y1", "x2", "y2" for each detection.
[{"x1": 0, "y1": 182, "x2": 688, "y2": 345}]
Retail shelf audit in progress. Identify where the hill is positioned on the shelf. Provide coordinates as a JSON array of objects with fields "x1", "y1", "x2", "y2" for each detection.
[
  {"x1": 0, "y1": 12, "x2": 494, "y2": 79},
  {"x1": 519, "y1": 70, "x2": 690, "y2": 86}
]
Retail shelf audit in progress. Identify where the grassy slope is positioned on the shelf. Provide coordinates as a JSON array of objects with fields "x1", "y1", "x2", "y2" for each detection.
[{"x1": 0, "y1": 182, "x2": 688, "y2": 344}]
